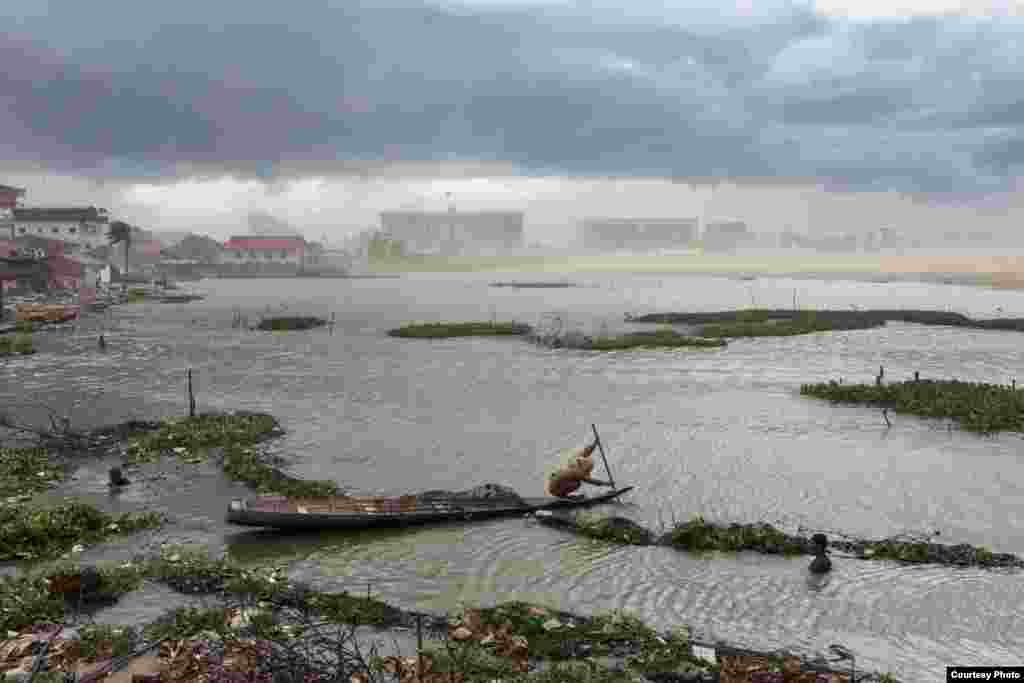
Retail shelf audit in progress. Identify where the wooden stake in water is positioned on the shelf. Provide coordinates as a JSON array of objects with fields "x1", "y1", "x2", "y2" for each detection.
[
  {"x1": 416, "y1": 614, "x2": 424, "y2": 678},
  {"x1": 591, "y1": 424, "x2": 616, "y2": 490},
  {"x1": 187, "y1": 368, "x2": 196, "y2": 418}
]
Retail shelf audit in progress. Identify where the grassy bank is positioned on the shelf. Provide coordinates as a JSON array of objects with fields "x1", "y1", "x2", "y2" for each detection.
[
  {"x1": 388, "y1": 321, "x2": 532, "y2": 338},
  {"x1": 800, "y1": 378, "x2": 1024, "y2": 433},
  {"x1": 0, "y1": 546, "x2": 887, "y2": 682},
  {"x1": 631, "y1": 308, "x2": 1024, "y2": 334}
]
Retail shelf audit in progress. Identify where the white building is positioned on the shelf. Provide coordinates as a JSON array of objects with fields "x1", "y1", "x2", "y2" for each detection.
[
  {"x1": 580, "y1": 217, "x2": 699, "y2": 250},
  {"x1": 12, "y1": 207, "x2": 110, "y2": 250},
  {"x1": 380, "y1": 210, "x2": 524, "y2": 255}
]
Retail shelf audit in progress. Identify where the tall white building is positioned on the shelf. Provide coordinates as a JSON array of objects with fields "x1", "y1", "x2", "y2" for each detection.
[
  {"x1": 12, "y1": 207, "x2": 111, "y2": 250},
  {"x1": 379, "y1": 210, "x2": 524, "y2": 255}
]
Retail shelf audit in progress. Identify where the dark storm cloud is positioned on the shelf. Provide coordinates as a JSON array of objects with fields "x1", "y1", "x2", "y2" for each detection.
[{"x1": 2, "y1": 0, "x2": 1024, "y2": 196}]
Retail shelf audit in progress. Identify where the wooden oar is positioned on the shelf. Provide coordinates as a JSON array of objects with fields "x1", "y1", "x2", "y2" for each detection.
[{"x1": 591, "y1": 423, "x2": 616, "y2": 490}]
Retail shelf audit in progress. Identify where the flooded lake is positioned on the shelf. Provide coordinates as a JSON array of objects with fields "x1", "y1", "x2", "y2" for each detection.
[{"x1": 3, "y1": 271, "x2": 1024, "y2": 681}]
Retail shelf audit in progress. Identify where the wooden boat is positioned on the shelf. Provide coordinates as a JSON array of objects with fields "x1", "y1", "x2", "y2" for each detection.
[
  {"x1": 15, "y1": 303, "x2": 79, "y2": 323},
  {"x1": 226, "y1": 486, "x2": 634, "y2": 530}
]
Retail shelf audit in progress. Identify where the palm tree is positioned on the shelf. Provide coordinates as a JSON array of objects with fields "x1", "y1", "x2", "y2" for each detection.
[{"x1": 108, "y1": 220, "x2": 132, "y2": 276}]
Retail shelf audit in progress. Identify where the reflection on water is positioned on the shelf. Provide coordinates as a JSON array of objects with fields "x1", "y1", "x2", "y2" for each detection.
[{"x1": 4, "y1": 273, "x2": 1024, "y2": 681}]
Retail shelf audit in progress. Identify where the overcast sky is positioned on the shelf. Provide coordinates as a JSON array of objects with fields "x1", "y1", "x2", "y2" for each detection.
[{"x1": 3, "y1": 0, "x2": 1024, "y2": 241}]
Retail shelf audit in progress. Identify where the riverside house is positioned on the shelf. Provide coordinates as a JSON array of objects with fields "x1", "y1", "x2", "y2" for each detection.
[
  {"x1": 220, "y1": 235, "x2": 322, "y2": 275},
  {"x1": 12, "y1": 207, "x2": 111, "y2": 250}
]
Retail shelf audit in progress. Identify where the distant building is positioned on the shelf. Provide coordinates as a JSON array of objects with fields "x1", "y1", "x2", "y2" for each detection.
[
  {"x1": 379, "y1": 210, "x2": 524, "y2": 255},
  {"x1": 12, "y1": 207, "x2": 110, "y2": 250},
  {"x1": 580, "y1": 217, "x2": 698, "y2": 250},
  {"x1": 1, "y1": 184, "x2": 26, "y2": 240},
  {"x1": 221, "y1": 235, "x2": 321, "y2": 273},
  {"x1": 0, "y1": 185, "x2": 25, "y2": 210},
  {"x1": 702, "y1": 220, "x2": 753, "y2": 251}
]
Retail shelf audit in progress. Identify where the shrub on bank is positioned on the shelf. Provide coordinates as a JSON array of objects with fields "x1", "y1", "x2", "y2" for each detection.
[
  {"x1": 800, "y1": 378, "x2": 1024, "y2": 433},
  {"x1": 388, "y1": 321, "x2": 532, "y2": 338}
]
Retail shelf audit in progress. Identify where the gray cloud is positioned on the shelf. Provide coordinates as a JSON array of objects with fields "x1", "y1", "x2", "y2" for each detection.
[{"x1": 2, "y1": 0, "x2": 1023, "y2": 198}]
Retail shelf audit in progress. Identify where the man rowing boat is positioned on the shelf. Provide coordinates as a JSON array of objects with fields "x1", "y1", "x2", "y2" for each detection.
[{"x1": 547, "y1": 439, "x2": 614, "y2": 499}]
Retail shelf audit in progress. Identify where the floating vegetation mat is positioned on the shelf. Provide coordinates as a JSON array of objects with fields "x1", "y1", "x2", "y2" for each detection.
[
  {"x1": 388, "y1": 321, "x2": 532, "y2": 338},
  {"x1": 0, "y1": 334, "x2": 35, "y2": 356},
  {"x1": 630, "y1": 308, "x2": 1024, "y2": 334},
  {"x1": 0, "y1": 502, "x2": 165, "y2": 562},
  {"x1": 800, "y1": 378, "x2": 1024, "y2": 434},
  {"x1": 123, "y1": 411, "x2": 341, "y2": 497},
  {"x1": 537, "y1": 513, "x2": 1024, "y2": 569},
  {"x1": 256, "y1": 316, "x2": 327, "y2": 331}
]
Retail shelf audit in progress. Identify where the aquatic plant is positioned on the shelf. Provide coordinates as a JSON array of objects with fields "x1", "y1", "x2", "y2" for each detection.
[
  {"x1": 0, "y1": 502, "x2": 165, "y2": 561},
  {"x1": 0, "y1": 447, "x2": 66, "y2": 500},
  {"x1": 800, "y1": 379, "x2": 1024, "y2": 433},
  {"x1": 587, "y1": 330, "x2": 727, "y2": 350},
  {"x1": 12, "y1": 334, "x2": 34, "y2": 354},
  {"x1": 658, "y1": 517, "x2": 811, "y2": 555},
  {"x1": 558, "y1": 512, "x2": 656, "y2": 545},
  {"x1": 219, "y1": 444, "x2": 341, "y2": 497},
  {"x1": 4, "y1": 334, "x2": 36, "y2": 355},
  {"x1": 698, "y1": 312, "x2": 884, "y2": 338},
  {"x1": 255, "y1": 316, "x2": 327, "y2": 331},
  {"x1": 631, "y1": 307, "x2": 1024, "y2": 334},
  {"x1": 828, "y1": 538, "x2": 1022, "y2": 569},
  {"x1": 124, "y1": 412, "x2": 284, "y2": 463},
  {"x1": 388, "y1": 321, "x2": 532, "y2": 338}
]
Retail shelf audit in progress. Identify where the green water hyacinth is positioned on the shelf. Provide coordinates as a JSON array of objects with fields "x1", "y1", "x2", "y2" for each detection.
[
  {"x1": 388, "y1": 321, "x2": 532, "y2": 338},
  {"x1": 658, "y1": 517, "x2": 811, "y2": 555},
  {"x1": 800, "y1": 378, "x2": 1024, "y2": 433},
  {"x1": 0, "y1": 502, "x2": 165, "y2": 561},
  {"x1": 0, "y1": 447, "x2": 66, "y2": 500},
  {"x1": 256, "y1": 316, "x2": 327, "y2": 331},
  {"x1": 124, "y1": 412, "x2": 284, "y2": 463},
  {"x1": 587, "y1": 330, "x2": 726, "y2": 350}
]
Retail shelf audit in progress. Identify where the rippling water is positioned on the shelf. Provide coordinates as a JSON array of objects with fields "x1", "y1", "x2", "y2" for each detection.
[{"x1": 3, "y1": 272, "x2": 1024, "y2": 681}]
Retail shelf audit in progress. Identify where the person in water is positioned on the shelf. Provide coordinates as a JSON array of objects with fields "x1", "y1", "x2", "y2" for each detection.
[
  {"x1": 547, "y1": 439, "x2": 613, "y2": 499},
  {"x1": 809, "y1": 533, "x2": 832, "y2": 574}
]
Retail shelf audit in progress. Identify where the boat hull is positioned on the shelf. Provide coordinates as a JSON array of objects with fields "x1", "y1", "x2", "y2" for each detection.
[{"x1": 226, "y1": 487, "x2": 634, "y2": 530}]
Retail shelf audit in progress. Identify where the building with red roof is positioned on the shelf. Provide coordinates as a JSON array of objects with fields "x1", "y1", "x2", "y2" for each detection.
[{"x1": 221, "y1": 235, "x2": 321, "y2": 273}]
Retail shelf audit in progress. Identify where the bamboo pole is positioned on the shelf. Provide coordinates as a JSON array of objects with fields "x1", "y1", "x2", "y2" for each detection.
[{"x1": 591, "y1": 424, "x2": 616, "y2": 489}]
